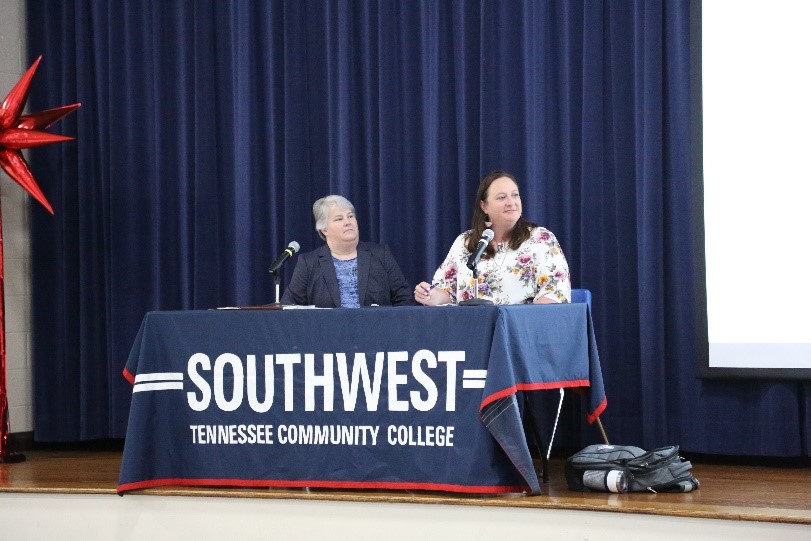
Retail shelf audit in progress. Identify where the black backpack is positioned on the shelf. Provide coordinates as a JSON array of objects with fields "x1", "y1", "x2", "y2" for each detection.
[{"x1": 565, "y1": 444, "x2": 699, "y2": 493}]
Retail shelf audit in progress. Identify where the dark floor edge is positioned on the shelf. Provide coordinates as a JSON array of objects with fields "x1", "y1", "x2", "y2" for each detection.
[{"x1": 2, "y1": 483, "x2": 809, "y2": 526}]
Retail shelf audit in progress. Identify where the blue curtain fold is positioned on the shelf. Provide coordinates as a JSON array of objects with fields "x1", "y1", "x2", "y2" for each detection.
[{"x1": 25, "y1": 0, "x2": 810, "y2": 456}]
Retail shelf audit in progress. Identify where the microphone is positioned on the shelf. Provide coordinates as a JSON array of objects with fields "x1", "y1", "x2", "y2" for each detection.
[
  {"x1": 466, "y1": 229, "x2": 494, "y2": 270},
  {"x1": 268, "y1": 241, "x2": 300, "y2": 275}
]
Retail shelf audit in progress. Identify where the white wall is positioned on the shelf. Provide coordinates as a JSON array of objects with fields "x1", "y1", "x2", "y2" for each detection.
[
  {"x1": 1, "y1": 492, "x2": 808, "y2": 541},
  {"x1": 0, "y1": 0, "x2": 33, "y2": 434}
]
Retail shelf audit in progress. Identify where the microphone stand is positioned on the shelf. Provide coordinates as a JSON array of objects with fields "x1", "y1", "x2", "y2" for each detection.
[
  {"x1": 240, "y1": 271, "x2": 285, "y2": 310},
  {"x1": 459, "y1": 264, "x2": 494, "y2": 307},
  {"x1": 257, "y1": 270, "x2": 284, "y2": 309}
]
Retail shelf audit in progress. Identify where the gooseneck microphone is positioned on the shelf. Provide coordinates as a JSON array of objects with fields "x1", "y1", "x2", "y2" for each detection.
[
  {"x1": 460, "y1": 228, "x2": 495, "y2": 306},
  {"x1": 466, "y1": 229, "x2": 494, "y2": 271},
  {"x1": 268, "y1": 241, "x2": 300, "y2": 275}
]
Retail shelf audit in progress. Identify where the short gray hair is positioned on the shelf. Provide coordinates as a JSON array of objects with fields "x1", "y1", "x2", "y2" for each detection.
[{"x1": 313, "y1": 195, "x2": 356, "y2": 240}]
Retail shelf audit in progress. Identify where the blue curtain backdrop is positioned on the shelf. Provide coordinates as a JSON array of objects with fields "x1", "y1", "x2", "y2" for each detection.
[{"x1": 25, "y1": 1, "x2": 810, "y2": 456}]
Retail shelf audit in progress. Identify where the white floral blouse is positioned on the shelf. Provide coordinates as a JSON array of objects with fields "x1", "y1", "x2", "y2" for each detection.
[{"x1": 431, "y1": 227, "x2": 571, "y2": 305}]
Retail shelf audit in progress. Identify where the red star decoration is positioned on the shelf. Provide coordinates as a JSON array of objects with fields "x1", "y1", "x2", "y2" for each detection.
[{"x1": 0, "y1": 55, "x2": 80, "y2": 215}]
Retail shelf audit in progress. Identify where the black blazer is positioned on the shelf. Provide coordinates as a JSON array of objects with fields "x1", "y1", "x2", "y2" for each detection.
[{"x1": 281, "y1": 242, "x2": 412, "y2": 308}]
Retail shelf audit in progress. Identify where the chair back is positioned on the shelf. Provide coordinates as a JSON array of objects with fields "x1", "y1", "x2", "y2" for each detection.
[{"x1": 570, "y1": 288, "x2": 592, "y2": 310}]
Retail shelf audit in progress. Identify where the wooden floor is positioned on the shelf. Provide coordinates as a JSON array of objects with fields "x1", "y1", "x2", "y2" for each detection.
[{"x1": 1, "y1": 448, "x2": 810, "y2": 525}]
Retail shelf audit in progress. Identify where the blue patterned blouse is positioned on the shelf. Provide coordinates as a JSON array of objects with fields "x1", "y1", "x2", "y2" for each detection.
[{"x1": 333, "y1": 257, "x2": 360, "y2": 307}]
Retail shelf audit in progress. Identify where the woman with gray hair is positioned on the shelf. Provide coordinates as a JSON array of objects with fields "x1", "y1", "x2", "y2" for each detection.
[{"x1": 281, "y1": 195, "x2": 412, "y2": 307}]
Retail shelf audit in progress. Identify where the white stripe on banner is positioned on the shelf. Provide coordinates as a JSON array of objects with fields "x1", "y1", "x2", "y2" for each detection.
[
  {"x1": 135, "y1": 372, "x2": 184, "y2": 383},
  {"x1": 133, "y1": 382, "x2": 184, "y2": 393},
  {"x1": 462, "y1": 369, "x2": 486, "y2": 389}
]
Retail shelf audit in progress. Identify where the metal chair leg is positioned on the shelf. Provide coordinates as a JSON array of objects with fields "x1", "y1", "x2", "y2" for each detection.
[{"x1": 545, "y1": 388, "x2": 565, "y2": 460}]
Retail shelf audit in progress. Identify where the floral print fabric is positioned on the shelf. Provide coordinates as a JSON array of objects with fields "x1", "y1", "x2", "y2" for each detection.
[{"x1": 431, "y1": 227, "x2": 571, "y2": 305}]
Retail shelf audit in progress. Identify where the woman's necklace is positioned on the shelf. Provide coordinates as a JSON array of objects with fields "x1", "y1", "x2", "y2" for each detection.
[{"x1": 494, "y1": 242, "x2": 509, "y2": 269}]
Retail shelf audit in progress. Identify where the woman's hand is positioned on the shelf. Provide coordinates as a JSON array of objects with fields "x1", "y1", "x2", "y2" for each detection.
[
  {"x1": 532, "y1": 296, "x2": 558, "y2": 304},
  {"x1": 414, "y1": 282, "x2": 452, "y2": 306}
]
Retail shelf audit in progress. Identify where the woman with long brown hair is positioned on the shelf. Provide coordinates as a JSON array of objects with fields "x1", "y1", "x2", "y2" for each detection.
[{"x1": 414, "y1": 171, "x2": 570, "y2": 305}]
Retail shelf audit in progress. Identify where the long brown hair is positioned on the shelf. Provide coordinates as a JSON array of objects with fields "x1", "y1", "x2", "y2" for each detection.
[{"x1": 464, "y1": 170, "x2": 537, "y2": 258}]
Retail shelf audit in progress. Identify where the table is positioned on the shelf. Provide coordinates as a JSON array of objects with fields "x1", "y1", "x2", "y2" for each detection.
[{"x1": 117, "y1": 304, "x2": 606, "y2": 495}]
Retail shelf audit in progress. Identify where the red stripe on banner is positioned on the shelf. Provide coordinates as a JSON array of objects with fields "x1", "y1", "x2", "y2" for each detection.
[
  {"x1": 586, "y1": 396, "x2": 608, "y2": 425},
  {"x1": 117, "y1": 478, "x2": 529, "y2": 495},
  {"x1": 122, "y1": 368, "x2": 135, "y2": 385},
  {"x1": 479, "y1": 379, "x2": 590, "y2": 409}
]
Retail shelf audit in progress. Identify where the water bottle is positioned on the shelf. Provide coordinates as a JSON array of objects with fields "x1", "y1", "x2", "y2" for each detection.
[{"x1": 582, "y1": 469, "x2": 628, "y2": 493}]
